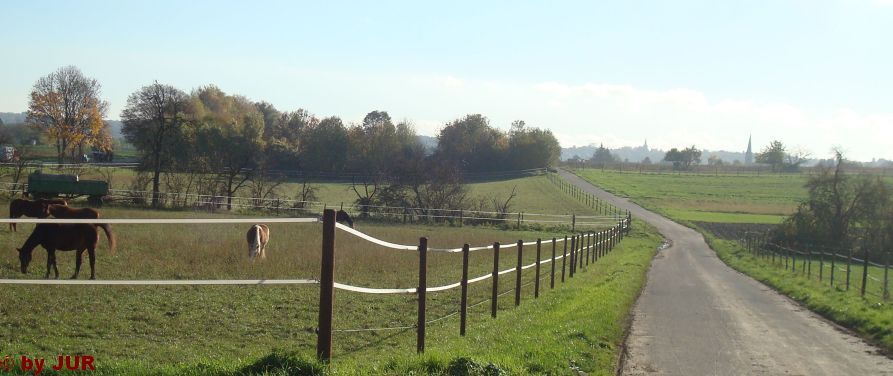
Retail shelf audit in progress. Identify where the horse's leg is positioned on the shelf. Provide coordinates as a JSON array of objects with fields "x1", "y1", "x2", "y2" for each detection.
[
  {"x1": 72, "y1": 249, "x2": 84, "y2": 279},
  {"x1": 45, "y1": 249, "x2": 57, "y2": 279},
  {"x1": 88, "y1": 247, "x2": 96, "y2": 280}
]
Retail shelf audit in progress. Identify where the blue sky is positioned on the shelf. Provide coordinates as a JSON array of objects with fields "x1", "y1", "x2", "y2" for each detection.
[{"x1": 2, "y1": 0, "x2": 891, "y2": 160}]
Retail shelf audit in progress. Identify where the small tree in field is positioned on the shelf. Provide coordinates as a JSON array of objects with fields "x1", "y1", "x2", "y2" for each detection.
[{"x1": 27, "y1": 66, "x2": 110, "y2": 164}]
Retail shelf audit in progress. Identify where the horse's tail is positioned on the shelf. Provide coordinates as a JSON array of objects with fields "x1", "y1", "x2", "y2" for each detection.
[{"x1": 97, "y1": 223, "x2": 116, "y2": 255}]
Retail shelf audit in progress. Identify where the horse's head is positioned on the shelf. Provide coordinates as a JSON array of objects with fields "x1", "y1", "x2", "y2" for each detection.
[{"x1": 17, "y1": 247, "x2": 32, "y2": 274}]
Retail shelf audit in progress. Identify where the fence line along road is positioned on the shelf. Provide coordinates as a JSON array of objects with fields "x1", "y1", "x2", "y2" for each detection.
[{"x1": 1, "y1": 210, "x2": 633, "y2": 362}]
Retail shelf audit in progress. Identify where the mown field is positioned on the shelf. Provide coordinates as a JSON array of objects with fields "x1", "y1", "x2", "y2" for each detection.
[
  {"x1": 0, "y1": 175, "x2": 657, "y2": 375},
  {"x1": 575, "y1": 168, "x2": 811, "y2": 224}
]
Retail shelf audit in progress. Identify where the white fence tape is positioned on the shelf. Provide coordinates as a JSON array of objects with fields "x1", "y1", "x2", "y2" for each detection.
[
  {"x1": 1, "y1": 218, "x2": 319, "y2": 224},
  {"x1": 0, "y1": 279, "x2": 318, "y2": 285},
  {"x1": 334, "y1": 223, "x2": 621, "y2": 254}
]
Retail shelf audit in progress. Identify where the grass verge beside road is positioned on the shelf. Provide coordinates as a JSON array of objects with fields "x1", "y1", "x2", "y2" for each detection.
[{"x1": 706, "y1": 235, "x2": 893, "y2": 355}]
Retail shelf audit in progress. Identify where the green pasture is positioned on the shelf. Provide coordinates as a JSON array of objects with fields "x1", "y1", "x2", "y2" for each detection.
[
  {"x1": 0, "y1": 201, "x2": 659, "y2": 375},
  {"x1": 575, "y1": 169, "x2": 809, "y2": 224}
]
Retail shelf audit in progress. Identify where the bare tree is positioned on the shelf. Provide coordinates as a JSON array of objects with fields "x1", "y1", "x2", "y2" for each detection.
[
  {"x1": 294, "y1": 180, "x2": 319, "y2": 209},
  {"x1": 27, "y1": 66, "x2": 109, "y2": 164},
  {"x1": 351, "y1": 175, "x2": 382, "y2": 218},
  {"x1": 491, "y1": 186, "x2": 519, "y2": 218},
  {"x1": 121, "y1": 82, "x2": 188, "y2": 207}
]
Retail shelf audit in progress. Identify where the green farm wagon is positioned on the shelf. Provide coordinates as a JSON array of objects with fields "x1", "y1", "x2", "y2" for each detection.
[{"x1": 26, "y1": 171, "x2": 109, "y2": 206}]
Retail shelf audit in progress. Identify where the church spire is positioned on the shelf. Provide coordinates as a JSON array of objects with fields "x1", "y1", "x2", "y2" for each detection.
[{"x1": 745, "y1": 134, "x2": 753, "y2": 164}]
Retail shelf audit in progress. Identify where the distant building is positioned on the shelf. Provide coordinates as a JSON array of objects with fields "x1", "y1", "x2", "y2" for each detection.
[{"x1": 744, "y1": 135, "x2": 754, "y2": 164}]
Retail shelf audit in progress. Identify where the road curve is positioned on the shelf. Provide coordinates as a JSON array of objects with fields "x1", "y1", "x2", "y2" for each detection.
[{"x1": 558, "y1": 170, "x2": 893, "y2": 375}]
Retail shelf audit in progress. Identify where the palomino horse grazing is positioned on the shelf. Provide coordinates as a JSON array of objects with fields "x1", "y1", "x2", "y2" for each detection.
[
  {"x1": 48, "y1": 204, "x2": 100, "y2": 220},
  {"x1": 246, "y1": 224, "x2": 270, "y2": 260},
  {"x1": 8, "y1": 198, "x2": 67, "y2": 232},
  {"x1": 17, "y1": 223, "x2": 115, "y2": 279},
  {"x1": 336, "y1": 210, "x2": 354, "y2": 228}
]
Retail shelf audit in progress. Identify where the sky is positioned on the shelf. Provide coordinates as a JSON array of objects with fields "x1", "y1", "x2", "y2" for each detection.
[{"x1": 1, "y1": 0, "x2": 891, "y2": 161}]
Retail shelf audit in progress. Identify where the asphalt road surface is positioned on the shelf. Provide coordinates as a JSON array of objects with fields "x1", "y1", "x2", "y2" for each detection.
[{"x1": 558, "y1": 170, "x2": 893, "y2": 375}]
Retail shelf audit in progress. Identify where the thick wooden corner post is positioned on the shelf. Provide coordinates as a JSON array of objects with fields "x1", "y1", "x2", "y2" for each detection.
[{"x1": 317, "y1": 209, "x2": 336, "y2": 361}]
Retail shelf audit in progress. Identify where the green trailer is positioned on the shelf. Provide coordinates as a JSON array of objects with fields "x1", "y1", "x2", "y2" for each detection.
[{"x1": 26, "y1": 171, "x2": 109, "y2": 206}]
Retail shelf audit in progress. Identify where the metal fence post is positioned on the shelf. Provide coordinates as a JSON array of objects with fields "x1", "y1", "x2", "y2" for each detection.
[
  {"x1": 317, "y1": 209, "x2": 336, "y2": 361},
  {"x1": 417, "y1": 237, "x2": 428, "y2": 353},
  {"x1": 460, "y1": 244, "x2": 469, "y2": 336}
]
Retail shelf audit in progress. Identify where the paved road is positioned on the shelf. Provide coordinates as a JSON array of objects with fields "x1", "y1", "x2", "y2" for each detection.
[{"x1": 558, "y1": 170, "x2": 893, "y2": 375}]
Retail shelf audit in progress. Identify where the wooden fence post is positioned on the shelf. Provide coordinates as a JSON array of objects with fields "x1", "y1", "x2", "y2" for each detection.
[
  {"x1": 884, "y1": 252, "x2": 890, "y2": 301},
  {"x1": 417, "y1": 237, "x2": 428, "y2": 354},
  {"x1": 561, "y1": 236, "x2": 567, "y2": 282},
  {"x1": 585, "y1": 231, "x2": 591, "y2": 266},
  {"x1": 517, "y1": 212, "x2": 522, "y2": 229},
  {"x1": 317, "y1": 209, "x2": 336, "y2": 362},
  {"x1": 460, "y1": 244, "x2": 469, "y2": 336},
  {"x1": 830, "y1": 250, "x2": 836, "y2": 287},
  {"x1": 515, "y1": 240, "x2": 523, "y2": 306},
  {"x1": 572, "y1": 213, "x2": 576, "y2": 232},
  {"x1": 569, "y1": 235, "x2": 576, "y2": 278},
  {"x1": 535, "y1": 239, "x2": 542, "y2": 298},
  {"x1": 861, "y1": 248, "x2": 870, "y2": 297},
  {"x1": 459, "y1": 210, "x2": 463, "y2": 227},
  {"x1": 847, "y1": 248, "x2": 853, "y2": 291},
  {"x1": 807, "y1": 248, "x2": 812, "y2": 278},
  {"x1": 491, "y1": 242, "x2": 500, "y2": 318},
  {"x1": 578, "y1": 233, "x2": 584, "y2": 270},
  {"x1": 819, "y1": 249, "x2": 824, "y2": 282},
  {"x1": 550, "y1": 238, "x2": 556, "y2": 289}
]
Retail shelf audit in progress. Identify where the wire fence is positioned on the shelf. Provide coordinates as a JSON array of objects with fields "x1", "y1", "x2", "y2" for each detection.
[
  {"x1": 0, "y1": 210, "x2": 633, "y2": 361},
  {"x1": 739, "y1": 232, "x2": 891, "y2": 301}
]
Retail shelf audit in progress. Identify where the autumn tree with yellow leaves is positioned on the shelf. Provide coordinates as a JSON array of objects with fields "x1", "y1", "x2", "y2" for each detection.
[{"x1": 27, "y1": 66, "x2": 110, "y2": 164}]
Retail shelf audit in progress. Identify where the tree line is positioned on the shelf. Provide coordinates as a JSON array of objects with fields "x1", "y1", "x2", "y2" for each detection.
[{"x1": 19, "y1": 66, "x2": 560, "y2": 209}]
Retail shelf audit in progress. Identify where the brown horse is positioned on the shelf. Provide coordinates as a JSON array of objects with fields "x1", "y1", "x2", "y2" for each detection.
[
  {"x1": 48, "y1": 204, "x2": 100, "y2": 219},
  {"x1": 17, "y1": 223, "x2": 115, "y2": 279},
  {"x1": 9, "y1": 198, "x2": 68, "y2": 232}
]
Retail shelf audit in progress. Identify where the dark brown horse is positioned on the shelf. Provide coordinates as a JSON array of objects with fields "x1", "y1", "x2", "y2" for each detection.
[
  {"x1": 17, "y1": 223, "x2": 115, "y2": 279},
  {"x1": 9, "y1": 198, "x2": 68, "y2": 232},
  {"x1": 48, "y1": 204, "x2": 100, "y2": 219},
  {"x1": 336, "y1": 209, "x2": 354, "y2": 228}
]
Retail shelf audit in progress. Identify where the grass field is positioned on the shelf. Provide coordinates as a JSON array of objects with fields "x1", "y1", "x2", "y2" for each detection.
[
  {"x1": 575, "y1": 168, "x2": 808, "y2": 224},
  {"x1": 0, "y1": 175, "x2": 654, "y2": 375}
]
